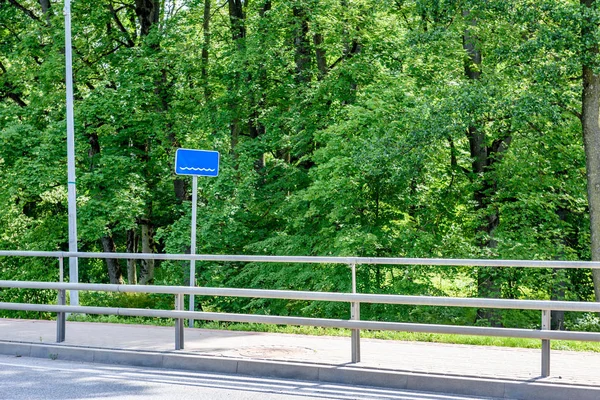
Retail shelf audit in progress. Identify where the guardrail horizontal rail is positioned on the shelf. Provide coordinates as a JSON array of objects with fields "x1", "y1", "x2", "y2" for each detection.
[
  {"x1": 2, "y1": 302, "x2": 600, "y2": 342},
  {"x1": 1, "y1": 250, "x2": 600, "y2": 269},
  {"x1": 1, "y1": 281, "x2": 600, "y2": 313}
]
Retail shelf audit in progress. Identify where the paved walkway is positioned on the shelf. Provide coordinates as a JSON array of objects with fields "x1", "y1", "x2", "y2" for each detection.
[{"x1": 1, "y1": 318, "x2": 599, "y2": 388}]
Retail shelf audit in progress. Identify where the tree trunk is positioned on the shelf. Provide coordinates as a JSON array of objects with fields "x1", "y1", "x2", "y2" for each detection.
[
  {"x1": 89, "y1": 124, "x2": 125, "y2": 284},
  {"x1": 38, "y1": 0, "x2": 50, "y2": 13},
  {"x1": 227, "y1": 0, "x2": 245, "y2": 156},
  {"x1": 340, "y1": 0, "x2": 361, "y2": 104},
  {"x1": 260, "y1": 0, "x2": 271, "y2": 17},
  {"x1": 101, "y1": 235, "x2": 124, "y2": 284},
  {"x1": 228, "y1": 0, "x2": 245, "y2": 43},
  {"x1": 226, "y1": 0, "x2": 265, "y2": 171},
  {"x1": 293, "y1": 5, "x2": 311, "y2": 83},
  {"x1": 551, "y1": 269, "x2": 566, "y2": 330},
  {"x1": 38, "y1": 0, "x2": 51, "y2": 25},
  {"x1": 314, "y1": 33, "x2": 328, "y2": 79},
  {"x1": 201, "y1": 0, "x2": 211, "y2": 100},
  {"x1": 135, "y1": 0, "x2": 160, "y2": 37},
  {"x1": 463, "y1": 10, "x2": 503, "y2": 327},
  {"x1": 137, "y1": 0, "x2": 184, "y2": 202},
  {"x1": 581, "y1": 0, "x2": 600, "y2": 301},
  {"x1": 133, "y1": 0, "x2": 164, "y2": 281},
  {"x1": 126, "y1": 229, "x2": 138, "y2": 285},
  {"x1": 138, "y1": 222, "x2": 155, "y2": 285},
  {"x1": 551, "y1": 207, "x2": 569, "y2": 329},
  {"x1": 88, "y1": 132, "x2": 100, "y2": 170}
]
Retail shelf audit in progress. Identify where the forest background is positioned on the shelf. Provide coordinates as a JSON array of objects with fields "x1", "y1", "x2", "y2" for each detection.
[{"x1": 2, "y1": 0, "x2": 600, "y2": 333}]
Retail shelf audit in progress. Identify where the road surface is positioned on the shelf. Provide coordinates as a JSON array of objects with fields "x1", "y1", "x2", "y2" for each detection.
[{"x1": 0, "y1": 354, "x2": 499, "y2": 400}]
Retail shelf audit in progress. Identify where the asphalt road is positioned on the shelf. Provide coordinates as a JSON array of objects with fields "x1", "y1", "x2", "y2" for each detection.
[{"x1": 0, "y1": 354, "x2": 498, "y2": 400}]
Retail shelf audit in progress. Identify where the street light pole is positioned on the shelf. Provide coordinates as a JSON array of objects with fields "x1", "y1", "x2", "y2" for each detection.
[{"x1": 64, "y1": 0, "x2": 78, "y2": 306}]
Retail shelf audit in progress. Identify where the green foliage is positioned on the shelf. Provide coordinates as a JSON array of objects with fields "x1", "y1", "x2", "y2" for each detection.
[
  {"x1": 79, "y1": 292, "x2": 157, "y2": 309},
  {"x1": 566, "y1": 314, "x2": 600, "y2": 332},
  {"x1": 1, "y1": 0, "x2": 599, "y2": 331}
]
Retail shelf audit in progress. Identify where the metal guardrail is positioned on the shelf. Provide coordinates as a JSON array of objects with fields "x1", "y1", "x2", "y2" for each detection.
[
  {"x1": 2, "y1": 250, "x2": 600, "y2": 268},
  {"x1": 1, "y1": 251, "x2": 600, "y2": 377}
]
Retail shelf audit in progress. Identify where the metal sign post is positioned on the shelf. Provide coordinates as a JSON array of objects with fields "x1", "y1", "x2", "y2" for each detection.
[
  {"x1": 175, "y1": 149, "x2": 219, "y2": 328},
  {"x1": 189, "y1": 175, "x2": 198, "y2": 328},
  {"x1": 64, "y1": 0, "x2": 79, "y2": 306}
]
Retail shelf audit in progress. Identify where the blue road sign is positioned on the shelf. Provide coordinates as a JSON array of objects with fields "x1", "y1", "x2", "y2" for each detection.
[{"x1": 175, "y1": 149, "x2": 220, "y2": 177}]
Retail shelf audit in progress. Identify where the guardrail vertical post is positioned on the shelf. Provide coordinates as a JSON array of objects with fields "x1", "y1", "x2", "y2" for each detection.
[
  {"x1": 541, "y1": 309, "x2": 551, "y2": 377},
  {"x1": 175, "y1": 293, "x2": 185, "y2": 350},
  {"x1": 350, "y1": 263, "x2": 361, "y2": 363},
  {"x1": 56, "y1": 257, "x2": 66, "y2": 342}
]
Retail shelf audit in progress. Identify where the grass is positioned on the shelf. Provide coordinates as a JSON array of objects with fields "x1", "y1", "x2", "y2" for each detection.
[
  {"x1": 65, "y1": 314, "x2": 600, "y2": 353},
  {"x1": 68, "y1": 314, "x2": 175, "y2": 327},
  {"x1": 62, "y1": 280, "x2": 600, "y2": 353}
]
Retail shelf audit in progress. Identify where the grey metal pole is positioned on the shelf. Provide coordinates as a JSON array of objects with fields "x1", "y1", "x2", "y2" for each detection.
[
  {"x1": 175, "y1": 294, "x2": 184, "y2": 350},
  {"x1": 59, "y1": 257, "x2": 64, "y2": 283},
  {"x1": 64, "y1": 0, "x2": 79, "y2": 306},
  {"x1": 188, "y1": 175, "x2": 198, "y2": 328},
  {"x1": 56, "y1": 257, "x2": 66, "y2": 342},
  {"x1": 350, "y1": 264, "x2": 361, "y2": 363},
  {"x1": 541, "y1": 309, "x2": 551, "y2": 377}
]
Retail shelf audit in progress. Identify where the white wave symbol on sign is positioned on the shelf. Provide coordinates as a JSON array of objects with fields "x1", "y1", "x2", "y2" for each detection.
[{"x1": 179, "y1": 167, "x2": 216, "y2": 172}]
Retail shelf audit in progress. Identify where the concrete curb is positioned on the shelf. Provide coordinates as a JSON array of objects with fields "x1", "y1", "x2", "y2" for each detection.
[{"x1": 1, "y1": 340, "x2": 599, "y2": 400}]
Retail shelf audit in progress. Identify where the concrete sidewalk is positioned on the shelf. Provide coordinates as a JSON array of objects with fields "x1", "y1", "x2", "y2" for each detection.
[{"x1": 1, "y1": 318, "x2": 600, "y2": 399}]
